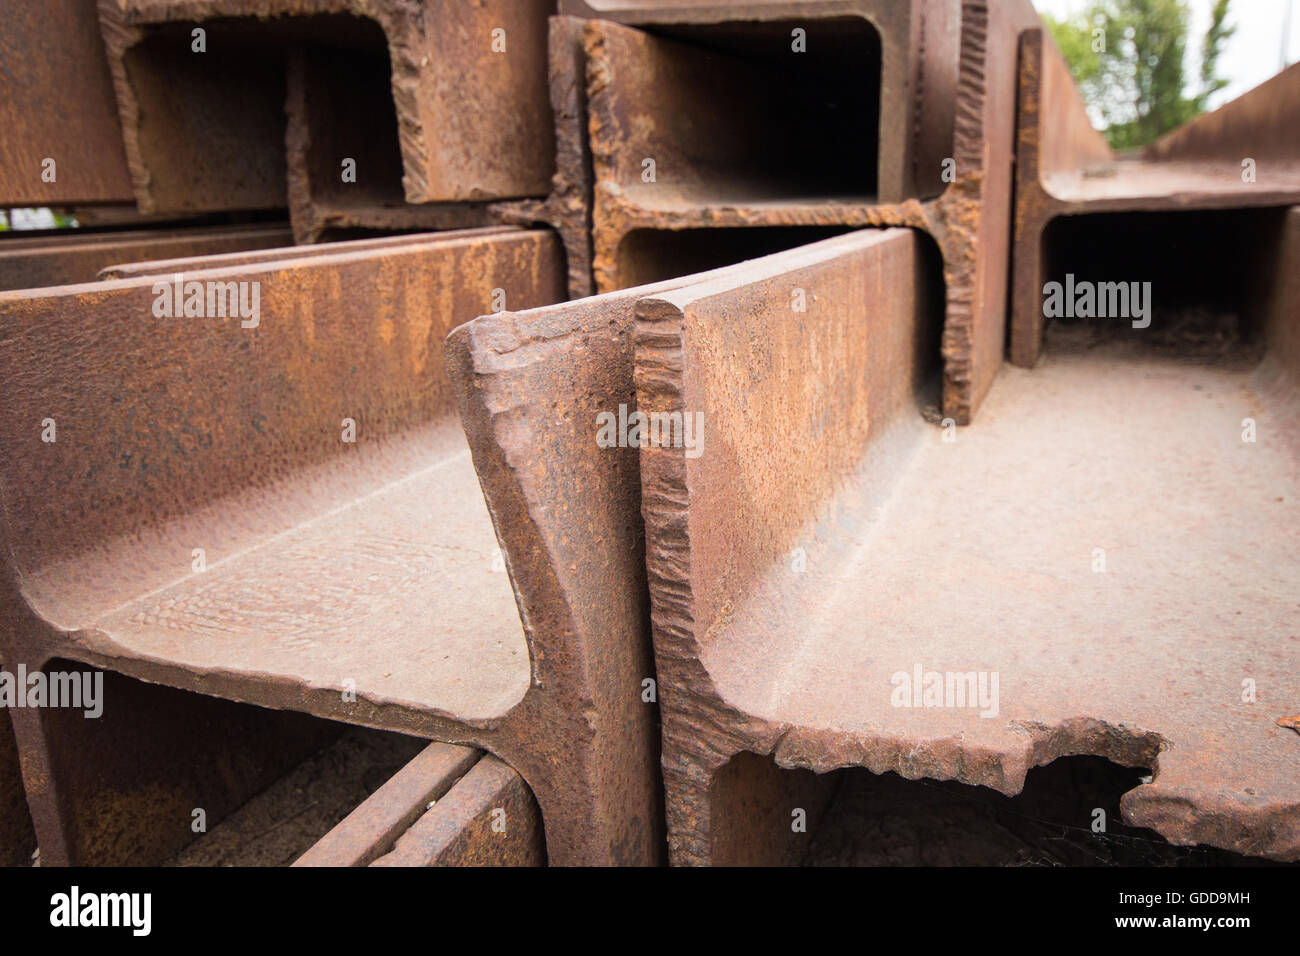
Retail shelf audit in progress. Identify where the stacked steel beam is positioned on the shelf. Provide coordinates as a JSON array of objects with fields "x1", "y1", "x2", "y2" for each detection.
[{"x1": 0, "y1": 0, "x2": 1296, "y2": 869}]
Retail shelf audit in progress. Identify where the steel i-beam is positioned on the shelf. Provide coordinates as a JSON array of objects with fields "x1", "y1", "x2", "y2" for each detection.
[
  {"x1": 97, "y1": 0, "x2": 556, "y2": 213},
  {"x1": 0, "y1": 223, "x2": 676, "y2": 866},
  {"x1": 0, "y1": 227, "x2": 570, "y2": 862},
  {"x1": 567, "y1": 0, "x2": 1041, "y2": 424},
  {"x1": 1010, "y1": 34, "x2": 1300, "y2": 368},
  {"x1": 634, "y1": 226, "x2": 1300, "y2": 864}
]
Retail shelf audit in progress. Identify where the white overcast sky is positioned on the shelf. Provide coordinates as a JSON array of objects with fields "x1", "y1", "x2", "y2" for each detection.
[{"x1": 1034, "y1": 0, "x2": 1300, "y2": 108}]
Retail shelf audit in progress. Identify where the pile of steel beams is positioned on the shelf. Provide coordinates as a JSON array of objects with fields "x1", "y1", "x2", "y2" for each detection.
[{"x1": 0, "y1": 0, "x2": 1296, "y2": 868}]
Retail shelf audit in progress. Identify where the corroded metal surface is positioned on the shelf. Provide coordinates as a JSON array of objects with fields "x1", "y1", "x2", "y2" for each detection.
[
  {"x1": 99, "y1": 226, "x2": 516, "y2": 279},
  {"x1": 446, "y1": 274, "x2": 676, "y2": 865},
  {"x1": 294, "y1": 741, "x2": 481, "y2": 866},
  {"x1": 635, "y1": 229, "x2": 938, "y2": 865},
  {"x1": 491, "y1": 15, "x2": 599, "y2": 299},
  {"x1": 0, "y1": 223, "x2": 293, "y2": 292},
  {"x1": 1010, "y1": 36, "x2": 1300, "y2": 368},
  {"x1": 0, "y1": 227, "x2": 580, "y2": 863},
  {"x1": 370, "y1": 755, "x2": 546, "y2": 866},
  {"x1": 0, "y1": 0, "x2": 135, "y2": 206},
  {"x1": 576, "y1": 0, "x2": 1033, "y2": 424},
  {"x1": 0, "y1": 223, "x2": 679, "y2": 866},
  {"x1": 446, "y1": 248, "x2": 897, "y2": 868},
  {"x1": 0, "y1": 702, "x2": 35, "y2": 867},
  {"x1": 9, "y1": 664, "x2": 340, "y2": 866},
  {"x1": 635, "y1": 227, "x2": 1300, "y2": 864},
  {"x1": 563, "y1": 0, "x2": 958, "y2": 202},
  {"x1": 97, "y1": 0, "x2": 555, "y2": 213}
]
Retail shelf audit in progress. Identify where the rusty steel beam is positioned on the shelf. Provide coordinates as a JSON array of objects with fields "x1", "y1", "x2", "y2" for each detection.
[
  {"x1": 0, "y1": 223, "x2": 667, "y2": 866},
  {"x1": 97, "y1": 0, "x2": 555, "y2": 214},
  {"x1": 294, "y1": 741, "x2": 480, "y2": 867},
  {"x1": 444, "y1": 276, "x2": 679, "y2": 866},
  {"x1": 0, "y1": 0, "x2": 135, "y2": 206},
  {"x1": 446, "y1": 250, "x2": 857, "y2": 868},
  {"x1": 0, "y1": 227, "x2": 564, "y2": 864},
  {"x1": 0, "y1": 223, "x2": 293, "y2": 292},
  {"x1": 444, "y1": 234, "x2": 937, "y2": 867},
  {"x1": 572, "y1": 0, "x2": 1037, "y2": 424},
  {"x1": 563, "y1": 0, "x2": 960, "y2": 203},
  {"x1": 634, "y1": 227, "x2": 1300, "y2": 864},
  {"x1": 635, "y1": 229, "x2": 938, "y2": 865},
  {"x1": 279, "y1": 14, "x2": 597, "y2": 293},
  {"x1": 0, "y1": 224, "x2": 233, "y2": 250},
  {"x1": 370, "y1": 755, "x2": 546, "y2": 866},
  {"x1": 98, "y1": 225, "x2": 516, "y2": 279},
  {"x1": 491, "y1": 15, "x2": 599, "y2": 299},
  {"x1": 1010, "y1": 35, "x2": 1300, "y2": 368}
]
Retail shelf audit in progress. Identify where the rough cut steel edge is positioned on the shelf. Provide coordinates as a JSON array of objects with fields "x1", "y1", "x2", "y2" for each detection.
[
  {"x1": 1009, "y1": 35, "x2": 1300, "y2": 368},
  {"x1": 636, "y1": 225, "x2": 1300, "y2": 866},
  {"x1": 579, "y1": 0, "x2": 1037, "y2": 424},
  {"x1": 0, "y1": 223, "x2": 294, "y2": 292},
  {"x1": 294, "y1": 741, "x2": 481, "y2": 866},
  {"x1": 634, "y1": 229, "x2": 937, "y2": 865},
  {"x1": 97, "y1": 0, "x2": 555, "y2": 211},
  {"x1": 0, "y1": 228, "x2": 675, "y2": 865},
  {"x1": 370, "y1": 754, "x2": 546, "y2": 866},
  {"x1": 0, "y1": 0, "x2": 135, "y2": 206},
  {"x1": 446, "y1": 279, "x2": 672, "y2": 866}
]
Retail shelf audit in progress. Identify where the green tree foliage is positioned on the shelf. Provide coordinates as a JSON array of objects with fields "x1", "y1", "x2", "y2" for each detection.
[{"x1": 1044, "y1": 0, "x2": 1234, "y2": 150}]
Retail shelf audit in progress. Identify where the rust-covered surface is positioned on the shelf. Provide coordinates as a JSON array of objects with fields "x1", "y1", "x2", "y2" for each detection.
[
  {"x1": 635, "y1": 229, "x2": 938, "y2": 865},
  {"x1": 563, "y1": 0, "x2": 959, "y2": 203},
  {"x1": 0, "y1": 227, "x2": 578, "y2": 863},
  {"x1": 294, "y1": 741, "x2": 481, "y2": 866},
  {"x1": 1, "y1": 0, "x2": 1293, "y2": 872},
  {"x1": 282, "y1": 47, "x2": 498, "y2": 244},
  {"x1": 0, "y1": 222, "x2": 673, "y2": 867},
  {"x1": 11, "y1": 664, "x2": 340, "y2": 866},
  {"x1": 445, "y1": 274, "x2": 681, "y2": 866},
  {"x1": 1010, "y1": 36, "x2": 1300, "y2": 368},
  {"x1": 577, "y1": 0, "x2": 1033, "y2": 424},
  {"x1": 97, "y1": 0, "x2": 556, "y2": 213},
  {"x1": 371, "y1": 755, "x2": 546, "y2": 866},
  {"x1": 0, "y1": 0, "x2": 135, "y2": 206},
  {"x1": 491, "y1": 15, "x2": 599, "y2": 299},
  {"x1": 0, "y1": 223, "x2": 293, "y2": 292},
  {"x1": 635, "y1": 227, "x2": 1300, "y2": 864},
  {"x1": 98, "y1": 226, "x2": 517, "y2": 279},
  {"x1": 1261, "y1": 208, "x2": 1300, "y2": 386},
  {"x1": 445, "y1": 248, "x2": 899, "y2": 868},
  {"x1": 0, "y1": 702, "x2": 36, "y2": 867}
]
